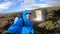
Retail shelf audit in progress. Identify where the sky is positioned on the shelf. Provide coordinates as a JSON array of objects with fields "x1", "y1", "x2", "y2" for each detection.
[{"x1": 0, "y1": 0, "x2": 60, "y2": 14}]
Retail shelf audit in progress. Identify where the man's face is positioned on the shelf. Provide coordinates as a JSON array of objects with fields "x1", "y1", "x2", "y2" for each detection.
[{"x1": 26, "y1": 14, "x2": 31, "y2": 19}]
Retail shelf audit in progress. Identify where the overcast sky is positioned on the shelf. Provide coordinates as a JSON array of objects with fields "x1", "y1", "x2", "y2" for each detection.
[{"x1": 0, "y1": 0, "x2": 60, "y2": 14}]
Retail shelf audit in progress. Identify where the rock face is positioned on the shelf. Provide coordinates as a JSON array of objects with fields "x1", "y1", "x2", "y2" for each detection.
[
  {"x1": 0, "y1": 15, "x2": 15, "y2": 33},
  {"x1": 37, "y1": 9, "x2": 60, "y2": 34}
]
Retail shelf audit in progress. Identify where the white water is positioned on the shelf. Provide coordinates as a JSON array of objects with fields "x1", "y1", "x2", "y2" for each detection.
[{"x1": 33, "y1": 10, "x2": 43, "y2": 21}]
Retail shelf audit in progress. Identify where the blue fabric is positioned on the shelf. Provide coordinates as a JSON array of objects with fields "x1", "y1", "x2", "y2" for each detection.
[
  {"x1": 7, "y1": 10, "x2": 34, "y2": 34},
  {"x1": 22, "y1": 10, "x2": 34, "y2": 34},
  {"x1": 7, "y1": 18, "x2": 23, "y2": 34}
]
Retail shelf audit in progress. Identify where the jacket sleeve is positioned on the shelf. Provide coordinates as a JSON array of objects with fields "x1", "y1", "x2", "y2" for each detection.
[
  {"x1": 31, "y1": 28, "x2": 34, "y2": 34},
  {"x1": 7, "y1": 18, "x2": 23, "y2": 34},
  {"x1": 13, "y1": 18, "x2": 23, "y2": 26}
]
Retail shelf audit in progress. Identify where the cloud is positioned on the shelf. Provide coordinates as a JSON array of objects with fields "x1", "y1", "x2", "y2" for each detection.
[
  {"x1": 20, "y1": 0, "x2": 36, "y2": 10},
  {"x1": 0, "y1": 0, "x2": 19, "y2": 12},
  {"x1": 0, "y1": 0, "x2": 60, "y2": 14},
  {"x1": 40, "y1": 0, "x2": 45, "y2": 1},
  {"x1": 44, "y1": 0, "x2": 60, "y2": 6},
  {"x1": 20, "y1": 0, "x2": 52, "y2": 11},
  {"x1": 30, "y1": 4, "x2": 52, "y2": 8},
  {"x1": 45, "y1": 0, "x2": 60, "y2": 1},
  {"x1": 0, "y1": 1, "x2": 12, "y2": 12},
  {"x1": 20, "y1": 0, "x2": 60, "y2": 11},
  {"x1": 37, "y1": 0, "x2": 60, "y2": 6},
  {"x1": 39, "y1": 0, "x2": 60, "y2": 1},
  {"x1": 21, "y1": 0, "x2": 35, "y2": 5},
  {"x1": 48, "y1": 1, "x2": 60, "y2": 6},
  {"x1": 0, "y1": 1, "x2": 12, "y2": 9}
]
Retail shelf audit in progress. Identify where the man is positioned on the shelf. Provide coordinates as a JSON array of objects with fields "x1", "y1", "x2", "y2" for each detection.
[
  {"x1": 21, "y1": 10, "x2": 34, "y2": 34},
  {"x1": 2, "y1": 10, "x2": 34, "y2": 34}
]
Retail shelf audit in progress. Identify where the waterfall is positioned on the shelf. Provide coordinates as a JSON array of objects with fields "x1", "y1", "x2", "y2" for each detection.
[{"x1": 34, "y1": 10, "x2": 43, "y2": 21}]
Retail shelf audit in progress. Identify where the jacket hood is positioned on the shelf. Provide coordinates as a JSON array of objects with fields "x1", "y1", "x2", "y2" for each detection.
[
  {"x1": 22, "y1": 10, "x2": 32, "y2": 25},
  {"x1": 23, "y1": 10, "x2": 32, "y2": 15}
]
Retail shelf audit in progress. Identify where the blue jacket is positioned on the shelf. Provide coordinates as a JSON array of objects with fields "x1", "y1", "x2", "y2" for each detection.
[{"x1": 7, "y1": 10, "x2": 34, "y2": 34}]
